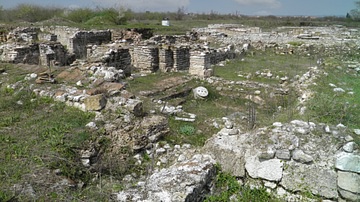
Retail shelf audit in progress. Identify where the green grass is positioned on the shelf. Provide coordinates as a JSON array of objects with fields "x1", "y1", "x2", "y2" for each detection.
[
  {"x1": 126, "y1": 72, "x2": 187, "y2": 93},
  {"x1": 205, "y1": 164, "x2": 281, "y2": 202},
  {"x1": 214, "y1": 51, "x2": 314, "y2": 84},
  {"x1": 0, "y1": 66, "x2": 101, "y2": 200},
  {"x1": 305, "y1": 65, "x2": 360, "y2": 144},
  {"x1": 162, "y1": 81, "x2": 248, "y2": 146}
]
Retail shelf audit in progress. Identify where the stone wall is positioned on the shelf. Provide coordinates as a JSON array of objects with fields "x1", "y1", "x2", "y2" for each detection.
[
  {"x1": 0, "y1": 44, "x2": 39, "y2": 64},
  {"x1": 39, "y1": 42, "x2": 71, "y2": 66},
  {"x1": 105, "y1": 47, "x2": 132, "y2": 76},
  {"x1": 209, "y1": 48, "x2": 236, "y2": 65},
  {"x1": 0, "y1": 26, "x2": 236, "y2": 78},
  {"x1": 159, "y1": 46, "x2": 174, "y2": 72},
  {"x1": 41, "y1": 26, "x2": 79, "y2": 50},
  {"x1": 131, "y1": 46, "x2": 159, "y2": 73},
  {"x1": 173, "y1": 46, "x2": 190, "y2": 71},
  {"x1": 189, "y1": 51, "x2": 212, "y2": 78},
  {"x1": 7, "y1": 27, "x2": 40, "y2": 43},
  {"x1": 70, "y1": 30, "x2": 112, "y2": 59},
  {"x1": 0, "y1": 42, "x2": 71, "y2": 65},
  {"x1": 87, "y1": 45, "x2": 132, "y2": 76}
]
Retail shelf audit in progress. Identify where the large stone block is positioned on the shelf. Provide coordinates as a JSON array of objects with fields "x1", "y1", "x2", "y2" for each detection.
[
  {"x1": 116, "y1": 154, "x2": 216, "y2": 202},
  {"x1": 84, "y1": 94, "x2": 107, "y2": 111},
  {"x1": 125, "y1": 99, "x2": 143, "y2": 117},
  {"x1": 203, "y1": 135, "x2": 246, "y2": 177},
  {"x1": 280, "y1": 162, "x2": 338, "y2": 199},
  {"x1": 337, "y1": 171, "x2": 360, "y2": 194},
  {"x1": 245, "y1": 157, "x2": 283, "y2": 182},
  {"x1": 336, "y1": 152, "x2": 360, "y2": 174}
]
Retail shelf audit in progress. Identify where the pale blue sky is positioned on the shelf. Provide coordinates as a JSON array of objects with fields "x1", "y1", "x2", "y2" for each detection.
[{"x1": 0, "y1": 0, "x2": 356, "y2": 16}]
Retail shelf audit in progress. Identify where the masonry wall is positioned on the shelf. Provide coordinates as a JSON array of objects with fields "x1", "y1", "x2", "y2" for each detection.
[
  {"x1": 0, "y1": 44, "x2": 39, "y2": 64},
  {"x1": 42, "y1": 26, "x2": 79, "y2": 50},
  {"x1": 209, "y1": 49, "x2": 236, "y2": 64},
  {"x1": 132, "y1": 46, "x2": 159, "y2": 73},
  {"x1": 189, "y1": 51, "x2": 212, "y2": 77},
  {"x1": 159, "y1": 46, "x2": 174, "y2": 72},
  {"x1": 70, "y1": 30, "x2": 112, "y2": 59},
  {"x1": 39, "y1": 43, "x2": 70, "y2": 66},
  {"x1": 106, "y1": 48, "x2": 132, "y2": 76},
  {"x1": 174, "y1": 46, "x2": 190, "y2": 71}
]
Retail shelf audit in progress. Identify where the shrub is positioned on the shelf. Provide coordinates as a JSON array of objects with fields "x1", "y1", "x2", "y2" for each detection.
[
  {"x1": 179, "y1": 125, "x2": 196, "y2": 135},
  {"x1": 10, "y1": 4, "x2": 63, "y2": 22},
  {"x1": 63, "y1": 8, "x2": 95, "y2": 23}
]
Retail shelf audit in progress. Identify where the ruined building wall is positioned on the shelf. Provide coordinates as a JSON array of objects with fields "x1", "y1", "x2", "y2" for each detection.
[
  {"x1": 105, "y1": 48, "x2": 132, "y2": 76},
  {"x1": 0, "y1": 42, "x2": 72, "y2": 66},
  {"x1": 87, "y1": 45, "x2": 132, "y2": 76},
  {"x1": 39, "y1": 43, "x2": 70, "y2": 66},
  {"x1": 42, "y1": 26, "x2": 79, "y2": 49},
  {"x1": 0, "y1": 44, "x2": 39, "y2": 64},
  {"x1": 159, "y1": 46, "x2": 174, "y2": 72},
  {"x1": 131, "y1": 46, "x2": 159, "y2": 73},
  {"x1": 7, "y1": 27, "x2": 40, "y2": 43},
  {"x1": 189, "y1": 51, "x2": 212, "y2": 78},
  {"x1": 209, "y1": 49, "x2": 236, "y2": 64},
  {"x1": 174, "y1": 46, "x2": 190, "y2": 71},
  {"x1": 70, "y1": 30, "x2": 112, "y2": 59}
]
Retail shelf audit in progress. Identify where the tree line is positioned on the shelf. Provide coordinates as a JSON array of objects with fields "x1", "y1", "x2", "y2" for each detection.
[{"x1": 0, "y1": 3, "x2": 359, "y2": 28}]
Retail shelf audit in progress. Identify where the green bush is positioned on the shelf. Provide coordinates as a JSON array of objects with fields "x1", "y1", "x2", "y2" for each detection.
[
  {"x1": 179, "y1": 125, "x2": 196, "y2": 135},
  {"x1": 63, "y1": 8, "x2": 95, "y2": 23},
  {"x1": 10, "y1": 4, "x2": 63, "y2": 22}
]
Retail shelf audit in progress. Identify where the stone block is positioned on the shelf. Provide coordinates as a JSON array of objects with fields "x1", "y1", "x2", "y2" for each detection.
[
  {"x1": 337, "y1": 171, "x2": 360, "y2": 194},
  {"x1": 336, "y1": 152, "x2": 360, "y2": 174},
  {"x1": 125, "y1": 99, "x2": 143, "y2": 117},
  {"x1": 245, "y1": 157, "x2": 283, "y2": 182},
  {"x1": 84, "y1": 94, "x2": 107, "y2": 111},
  {"x1": 276, "y1": 149, "x2": 291, "y2": 160}
]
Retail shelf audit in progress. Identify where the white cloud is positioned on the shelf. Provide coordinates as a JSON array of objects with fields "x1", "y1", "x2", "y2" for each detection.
[
  {"x1": 91, "y1": 0, "x2": 190, "y2": 11},
  {"x1": 233, "y1": 0, "x2": 281, "y2": 8}
]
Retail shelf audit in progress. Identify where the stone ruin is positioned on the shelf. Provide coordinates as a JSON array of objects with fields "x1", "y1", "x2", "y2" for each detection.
[
  {"x1": 0, "y1": 26, "x2": 237, "y2": 78},
  {"x1": 2, "y1": 24, "x2": 360, "y2": 202}
]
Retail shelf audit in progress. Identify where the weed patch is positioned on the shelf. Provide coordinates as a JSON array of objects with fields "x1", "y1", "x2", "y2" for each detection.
[
  {"x1": 0, "y1": 81, "x2": 98, "y2": 200},
  {"x1": 205, "y1": 164, "x2": 281, "y2": 202}
]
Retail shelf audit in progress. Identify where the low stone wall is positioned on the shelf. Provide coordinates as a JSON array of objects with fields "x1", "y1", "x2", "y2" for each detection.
[
  {"x1": 0, "y1": 42, "x2": 71, "y2": 66},
  {"x1": 106, "y1": 48, "x2": 132, "y2": 76},
  {"x1": 209, "y1": 48, "x2": 236, "y2": 65},
  {"x1": 7, "y1": 27, "x2": 40, "y2": 43},
  {"x1": 0, "y1": 26, "x2": 237, "y2": 78},
  {"x1": 0, "y1": 44, "x2": 39, "y2": 64}
]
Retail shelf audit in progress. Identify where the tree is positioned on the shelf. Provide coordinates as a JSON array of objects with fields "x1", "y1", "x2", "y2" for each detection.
[
  {"x1": 346, "y1": 12, "x2": 351, "y2": 19},
  {"x1": 349, "y1": 0, "x2": 360, "y2": 20},
  {"x1": 174, "y1": 6, "x2": 186, "y2": 20}
]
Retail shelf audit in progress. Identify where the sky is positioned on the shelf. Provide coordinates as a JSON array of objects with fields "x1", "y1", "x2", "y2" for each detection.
[{"x1": 0, "y1": 0, "x2": 357, "y2": 16}]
